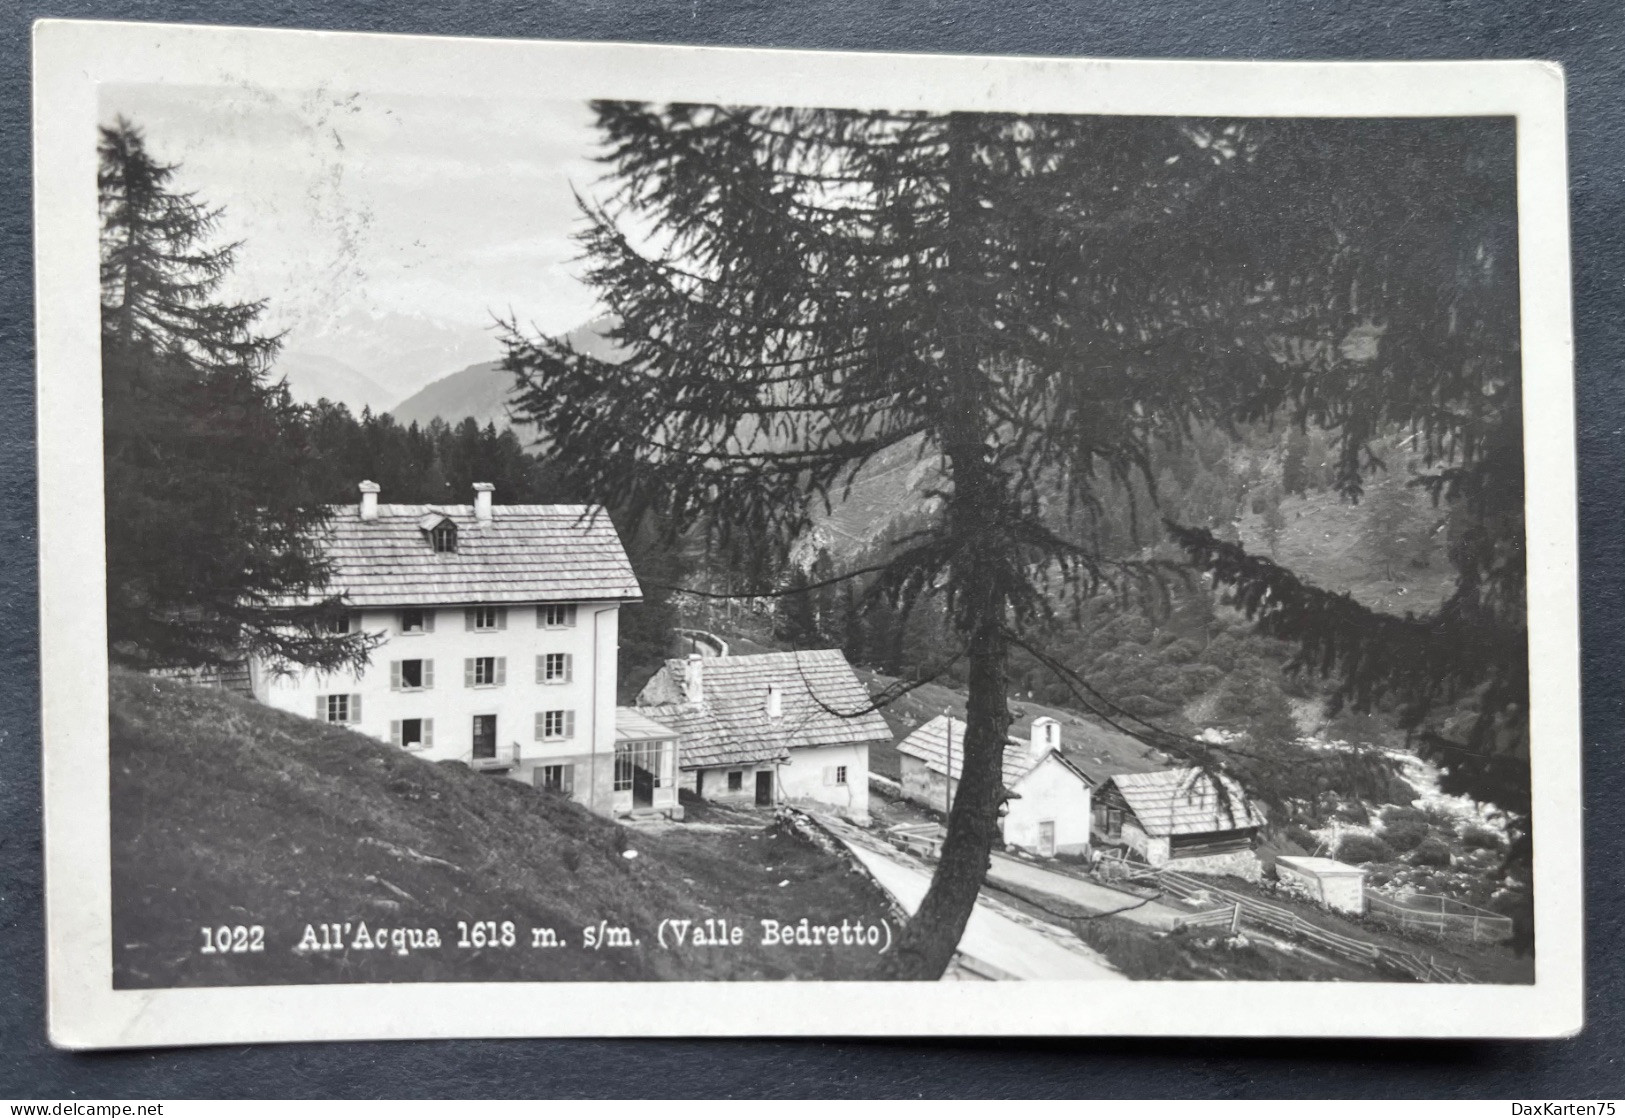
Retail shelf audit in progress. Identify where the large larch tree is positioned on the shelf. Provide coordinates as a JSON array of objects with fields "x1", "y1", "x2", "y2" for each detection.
[{"x1": 502, "y1": 104, "x2": 1523, "y2": 977}]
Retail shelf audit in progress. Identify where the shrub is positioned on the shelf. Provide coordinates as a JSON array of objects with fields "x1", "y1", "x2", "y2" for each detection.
[
  {"x1": 1329, "y1": 800, "x2": 1370, "y2": 826},
  {"x1": 1459, "y1": 825, "x2": 1504, "y2": 851},
  {"x1": 1410, "y1": 837, "x2": 1453, "y2": 868},
  {"x1": 1381, "y1": 820, "x2": 1431, "y2": 852},
  {"x1": 1380, "y1": 805, "x2": 1427, "y2": 828},
  {"x1": 1379, "y1": 776, "x2": 1420, "y2": 806},
  {"x1": 1336, "y1": 833, "x2": 1395, "y2": 864},
  {"x1": 1281, "y1": 824, "x2": 1318, "y2": 853}
]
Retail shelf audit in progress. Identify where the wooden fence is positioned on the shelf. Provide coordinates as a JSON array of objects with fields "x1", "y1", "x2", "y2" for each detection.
[
  {"x1": 1160, "y1": 870, "x2": 1472, "y2": 983},
  {"x1": 1363, "y1": 889, "x2": 1513, "y2": 944}
]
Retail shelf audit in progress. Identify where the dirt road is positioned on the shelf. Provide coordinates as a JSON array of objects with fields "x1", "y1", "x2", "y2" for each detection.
[
  {"x1": 813, "y1": 815, "x2": 1124, "y2": 981},
  {"x1": 985, "y1": 853, "x2": 1190, "y2": 931}
]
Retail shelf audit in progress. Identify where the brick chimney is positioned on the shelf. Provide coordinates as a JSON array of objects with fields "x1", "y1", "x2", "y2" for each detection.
[
  {"x1": 684, "y1": 653, "x2": 704, "y2": 706},
  {"x1": 359, "y1": 480, "x2": 380, "y2": 521},
  {"x1": 473, "y1": 482, "x2": 494, "y2": 523},
  {"x1": 1030, "y1": 716, "x2": 1060, "y2": 759}
]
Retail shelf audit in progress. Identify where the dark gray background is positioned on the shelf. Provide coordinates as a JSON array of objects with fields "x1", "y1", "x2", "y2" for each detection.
[{"x1": 4, "y1": 0, "x2": 1620, "y2": 1099}]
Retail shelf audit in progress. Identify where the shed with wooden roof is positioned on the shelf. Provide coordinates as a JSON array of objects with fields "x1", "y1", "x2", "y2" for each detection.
[{"x1": 1094, "y1": 767, "x2": 1266, "y2": 879}]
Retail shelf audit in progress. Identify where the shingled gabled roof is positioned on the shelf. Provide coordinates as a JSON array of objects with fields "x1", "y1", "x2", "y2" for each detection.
[
  {"x1": 285, "y1": 503, "x2": 641, "y2": 608},
  {"x1": 1103, "y1": 767, "x2": 1266, "y2": 837},
  {"x1": 895, "y1": 715, "x2": 1039, "y2": 788},
  {"x1": 637, "y1": 649, "x2": 892, "y2": 771}
]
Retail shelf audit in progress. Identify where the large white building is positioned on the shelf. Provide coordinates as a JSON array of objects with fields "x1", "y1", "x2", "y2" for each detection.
[{"x1": 250, "y1": 481, "x2": 667, "y2": 817}]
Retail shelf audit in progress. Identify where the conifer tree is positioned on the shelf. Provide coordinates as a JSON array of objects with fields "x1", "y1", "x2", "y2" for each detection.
[
  {"x1": 503, "y1": 104, "x2": 1522, "y2": 977},
  {"x1": 100, "y1": 118, "x2": 371, "y2": 672}
]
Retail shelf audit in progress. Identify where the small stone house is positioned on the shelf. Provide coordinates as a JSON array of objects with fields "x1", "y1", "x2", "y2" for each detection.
[
  {"x1": 896, "y1": 715, "x2": 1095, "y2": 857},
  {"x1": 1093, "y1": 767, "x2": 1266, "y2": 879},
  {"x1": 636, "y1": 649, "x2": 888, "y2": 823}
]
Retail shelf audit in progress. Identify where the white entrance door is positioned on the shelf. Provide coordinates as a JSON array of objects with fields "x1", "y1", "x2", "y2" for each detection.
[{"x1": 1038, "y1": 820, "x2": 1056, "y2": 857}]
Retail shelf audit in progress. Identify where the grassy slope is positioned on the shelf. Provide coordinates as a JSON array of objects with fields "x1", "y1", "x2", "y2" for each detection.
[
  {"x1": 1237, "y1": 488, "x2": 1456, "y2": 616},
  {"x1": 110, "y1": 671, "x2": 892, "y2": 988}
]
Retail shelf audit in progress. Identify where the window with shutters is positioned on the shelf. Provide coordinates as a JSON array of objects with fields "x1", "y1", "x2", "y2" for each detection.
[
  {"x1": 399, "y1": 608, "x2": 433, "y2": 634},
  {"x1": 468, "y1": 605, "x2": 502, "y2": 631},
  {"x1": 392, "y1": 658, "x2": 431, "y2": 691},
  {"x1": 392, "y1": 717, "x2": 433, "y2": 750},
  {"x1": 321, "y1": 693, "x2": 360, "y2": 724},
  {"x1": 539, "y1": 604, "x2": 577, "y2": 628},
  {"x1": 537, "y1": 709, "x2": 575, "y2": 740},
  {"x1": 537, "y1": 763, "x2": 574, "y2": 795},
  {"x1": 467, "y1": 656, "x2": 503, "y2": 687},
  {"x1": 540, "y1": 652, "x2": 571, "y2": 684}
]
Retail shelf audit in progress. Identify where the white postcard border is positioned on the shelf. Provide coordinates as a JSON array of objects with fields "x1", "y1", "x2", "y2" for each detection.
[{"x1": 33, "y1": 19, "x2": 1581, "y2": 1047}]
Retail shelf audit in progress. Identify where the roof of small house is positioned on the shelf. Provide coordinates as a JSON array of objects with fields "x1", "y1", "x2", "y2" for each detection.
[
  {"x1": 1275, "y1": 855, "x2": 1366, "y2": 877},
  {"x1": 895, "y1": 709, "x2": 1156, "y2": 791},
  {"x1": 614, "y1": 707, "x2": 680, "y2": 743},
  {"x1": 637, "y1": 649, "x2": 891, "y2": 771},
  {"x1": 895, "y1": 715, "x2": 1041, "y2": 788},
  {"x1": 284, "y1": 503, "x2": 641, "y2": 608},
  {"x1": 1009, "y1": 710, "x2": 1168, "y2": 785},
  {"x1": 1103, "y1": 767, "x2": 1267, "y2": 837}
]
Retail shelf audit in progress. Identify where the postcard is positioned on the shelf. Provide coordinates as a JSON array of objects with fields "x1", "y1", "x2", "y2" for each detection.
[{"x1": 33, "y1": 19, "x2": 1581, "y2": 1046}]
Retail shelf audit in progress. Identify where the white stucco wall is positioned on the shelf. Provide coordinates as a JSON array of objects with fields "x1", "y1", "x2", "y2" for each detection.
[
  {"x1": 1277, "y1": 858, "x2": 1366, "y2": 913},
  {"x1": 780, "y1": 742, "x2": 870, "y2": 822},
  {"x1": 688, "y1": 763, "x2": 778, "y2": 804},
  {"x1": 252, "y1": 603, "x2": 622, "y2": 813},
  {"x1": 1003, "y1": 754, "x2": 1091, "y2": 856},
  {"x1": 899, "y1": 755, "x2": 955, "y2": 814}
]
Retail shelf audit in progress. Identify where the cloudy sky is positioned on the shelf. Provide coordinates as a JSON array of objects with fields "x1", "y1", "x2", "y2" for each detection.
[{"x1": 101, "y1": 83, "x2": 606, "y2": 399}]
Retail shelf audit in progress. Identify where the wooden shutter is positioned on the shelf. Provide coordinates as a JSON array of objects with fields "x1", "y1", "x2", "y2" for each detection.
[
  {"x1": 496, "y1": 608, "x2": 508, "y2": 631},
  {"x1": 495, "y1": 657, "x2": 507, "y2": 685},
  {"x1": 564, "y1": 710, "x2": 576, "y2": 739},
  {"x1": 390, "y1": 662, "x2": 401, "y2": 691},
  {"x1": 350, "y1": 695, "x2": 362, "y2": 723},
  {"x1": 316, "y1": 695, "x2": 325, "y2": 720},
  {"x1": 535, "y1": 655, "x2": 545, "y2": 685},
  {"x1": 561, "y1": 764, "x2": 575, "y2": 796},
  {"x1": 823, "y1": 766, "x2": 834, "y2": 786},
  {"x1": 565, "y1": 604, "x2": 577, "y2": 627},
  {"x1": 390, "y1": 720, "x2": 402, "y2": 746},
  {"x1": 534, "y1": 712, "x2": 545, "y2": 741},
  {"x1": 423, "y1": 610, "x2": 435, "y2": 633},
  {"x1": 464, "y1": 608, "x2": 475, "y2": 632},
  {"x1": 464, "y1": 658, "x2": 475, "y2": 687},
  {"x1": 423, "y1": 660, "x2": 434, "y2": 689},
  {"x1": 564, "y1": 654, "x2": 573, "y2": 683},
  {"x1": 422, "y1": 719, "x2": 435, "y2": 747}
]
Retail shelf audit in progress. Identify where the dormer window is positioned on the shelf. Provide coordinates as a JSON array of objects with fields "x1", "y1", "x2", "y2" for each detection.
[{"x1": 419, "y1": 512, "x2": 458, "y2": 553}]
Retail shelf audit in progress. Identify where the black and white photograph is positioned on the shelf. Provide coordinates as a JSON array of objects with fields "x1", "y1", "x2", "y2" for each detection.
[{"x1": 33, "y1": 22, "x2": 1582, "y2": 1046}]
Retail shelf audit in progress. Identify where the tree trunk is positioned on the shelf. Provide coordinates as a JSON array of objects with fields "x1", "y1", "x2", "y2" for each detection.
[
  {"x1": 881, "y1": 111, "x2": 1016, "y2": 980},
  {"x1": 881, "y1": 597, "x2": 1013, "y2": 978}
]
